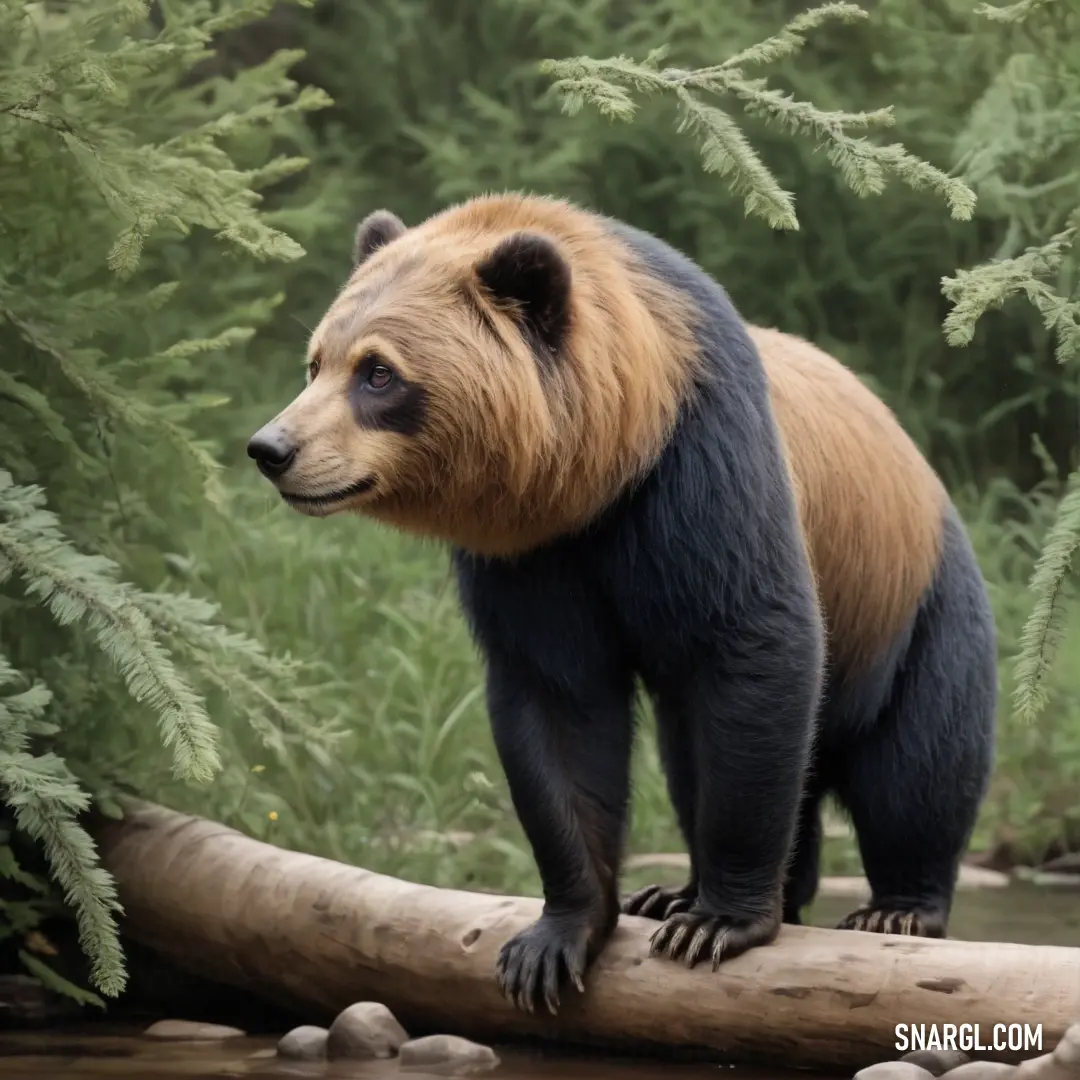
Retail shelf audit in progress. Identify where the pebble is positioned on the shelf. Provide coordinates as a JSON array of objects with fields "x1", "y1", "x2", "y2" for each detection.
[
  {"x1": 1055, "y1": 1024, "x2": 1080, "y2": 1069},
  {"x1": 1039, "y1": 853, "x2": 1080, "y2": 875},
  {"x1": 1017, "y1": 1052, "x2": 1075, "y2": 1080},
  {"x1": 277, "y1": 1025, "x2": 329, "y2": 1060},
  {"x1": 1018, "y1": 1025, "x2": 1080, "y2": 1080},
  {"x1": 940, "y1": 1063, "x2": 1017, "y2": 1080},
  {"x1": 1030, "y1": 872, "x2": 1080, "y2": 888},
  {"x1": 142, "y1": 1019, "x2": 246, "y2": 1041},
  {"x1": 901, "y1": 1049, "x2": 972, "y2": 1075},
  {"x1": 398, "y1": 1034, "x2": 500, "y2": 1075},
  {"x1": 855, "y1": 1062, "x2": 937, "y2": 1080},
  {"x1": 326, "y1": 1001, "x2": 409, "y2": 1060}
]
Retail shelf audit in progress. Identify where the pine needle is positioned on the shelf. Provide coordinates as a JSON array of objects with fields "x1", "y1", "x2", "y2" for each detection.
[{"x1": 542, "y1": 2, "x2": 976, "y2": 230}]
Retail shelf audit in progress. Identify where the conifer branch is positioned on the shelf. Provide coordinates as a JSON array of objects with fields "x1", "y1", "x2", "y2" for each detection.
[
  {"x1": 941, "y1": 0, "x2": 1079, "y2": 721},
  {"x1": 941, "y1": 228, "x2": 1080, "y2": 360},
  {"x1": 542, "y1": 2, "x2": 976, "y2": 230},
  {"x1": 0, "y1": 659, "x2": 123, "y2": 997},
  {"x1": 135, "y1": 590, "x2": 344, "y2": 752},
  {"x1": 1, "y1": 751, "x2": 124, "y2": 998},
  {"x1": 0, "y1": 370, "x2": 79, "y2": 453},
  {"x1": 0, "y1": 473, "x2": 221, "y2": 785},
  {"x1": 0, "y1": 300, "x2": 227, "y2": 505},
  {"x1": 975, "y1": 0, "x2": 1058, "y2": 23},
  {"x1": 1011, "y1": 469, "x2": 1080, "y2": 722},
  {"x1": 673, "y1": 90, "x2": 797, "y2": 230}
]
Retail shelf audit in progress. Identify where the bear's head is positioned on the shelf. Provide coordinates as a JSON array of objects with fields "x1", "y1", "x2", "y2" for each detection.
[{"x1": 247, "y1": 194, "x2": 698, "y2": 555}]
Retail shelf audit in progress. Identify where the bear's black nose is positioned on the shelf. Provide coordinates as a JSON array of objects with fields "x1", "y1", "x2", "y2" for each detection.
[{"x1": 247, "y1": 426, "x2": 297, "y2": 479}]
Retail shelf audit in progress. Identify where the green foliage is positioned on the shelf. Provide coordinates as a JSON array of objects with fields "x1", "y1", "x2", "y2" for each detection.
[
  {"x1": 543, "y1": 4, "x2": 976, "y2": 230},
  {"x1": 941, "y1": 0, "x2": 1080, "y2": 720},
  {"x1": 0, "y1": 0, "x2": 330, "y2": 997},
  {"x1": 1011, "y1": 467, "x2": 1080, "y2": 722},
  {"x1": 0, "y1": 474, "x2": 220, "y2": 785}
]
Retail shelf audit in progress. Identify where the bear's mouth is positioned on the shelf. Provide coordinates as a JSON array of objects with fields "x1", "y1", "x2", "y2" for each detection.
[{"x1": 280, "y1": 476, "x2": 376, "y2": 513}]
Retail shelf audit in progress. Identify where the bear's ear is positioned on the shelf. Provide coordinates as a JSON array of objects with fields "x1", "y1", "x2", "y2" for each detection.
[
  {"x1": 353, "y1": 210, "x2": 407, "y2": 268},
  {"x1": 474, "y1": 231, "x2": 571, "y2": 360}
]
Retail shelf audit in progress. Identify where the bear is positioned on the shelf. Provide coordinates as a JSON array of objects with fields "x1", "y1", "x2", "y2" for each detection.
[{"x1": 246, "y1": 192, "x2": 997, "y2": 1016}]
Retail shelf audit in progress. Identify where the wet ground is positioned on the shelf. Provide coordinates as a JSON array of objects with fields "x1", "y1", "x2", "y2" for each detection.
[
  {"x1": 0, "y1": 882, "x2": 1075, "y2": 1079},
  {"x1": 0, "y1": 1028, "x2": 788, "y2": 1079}
]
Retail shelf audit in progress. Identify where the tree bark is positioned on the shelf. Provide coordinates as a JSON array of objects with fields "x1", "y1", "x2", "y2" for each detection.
[{"x1": 93, "y1": 802, "x2": 1080, "y2": 1071}]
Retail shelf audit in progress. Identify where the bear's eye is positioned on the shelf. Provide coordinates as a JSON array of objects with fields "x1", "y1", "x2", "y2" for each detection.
[
  {"x1": 307, "y1": 357, "x2": 320, "y2": 382},
  {"x1": 368, "y1": 364, "x2": 393, "y2": 391}
]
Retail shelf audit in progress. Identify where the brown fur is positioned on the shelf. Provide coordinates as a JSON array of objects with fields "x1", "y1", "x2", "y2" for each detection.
[
  {"x1": 750, "y1": 325, "x2": 947, "y2": 677},
  {"x1": 280, "y1": 192, "x2": 945, "y2": 680},
  {"x1": 283, "y1": 193, "x2": 701, "y2": 556}
]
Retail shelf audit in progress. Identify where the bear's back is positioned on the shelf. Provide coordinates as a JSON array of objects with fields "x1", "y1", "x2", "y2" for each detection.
[{"x1": 747, "y1": 325, "x2": 947, "y2": 680}]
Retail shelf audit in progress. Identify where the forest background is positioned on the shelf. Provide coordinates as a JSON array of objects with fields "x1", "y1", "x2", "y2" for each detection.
[{"x1": 1, "y1": 0, "x2": 1077, "y2": 1003}]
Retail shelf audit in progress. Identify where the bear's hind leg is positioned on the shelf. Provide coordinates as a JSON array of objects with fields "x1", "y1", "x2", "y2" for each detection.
[
  {"x1": 836, "y1": 512, "x2": 996, "y2": 938},
  {"x1": 622, "y1": 700, "x2": 698, "y2": 920}
]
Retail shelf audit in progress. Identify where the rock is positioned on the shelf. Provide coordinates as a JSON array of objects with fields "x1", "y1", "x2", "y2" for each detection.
[
  {"x1": 399, "y1": 1035, "x2": 500, "y2": 1075},
  {"x1": 326, "y1": 1001, "x2": 408, "y2": 1060},
  {"x1": 1016, "y1": 1025, "x2": 1080, "y2": 1080},
  {"x1": 1017, "y1": 1051, "x2": 1074, "y2": 1080},
  {"x1": 277, "y1": 1025, "x2": 329, "y2": 1060},
  {"x1": 941, "y1": 1063, "x2": 1018, "y2": 1080},
  {"x1": 143, "y1": 1019, "x2": 246, "y2": 1041},
  {"x1": 822, "y1": 863, "x2": 1009, "y2": 900},
  {"x1": 901, "y1": 1049, "x2": 972, "y2": 1075},
  {"x1": 821, "y1": 876, "x2": 872, "y2": 898},
  {"x1": 955, "y1": 865, "x2": 1011, "y2": 889},
  {"x1": 854, "y1": 1063, "x2": 937, "y2": 1080},
  {"x1": 1039, "y1": 853, "x2": 1080, "y2": 875},
  {"x1": 1054, "y1": 1024, "x2": 1080, "y2": 1069},
  {"x1": 624, "y1": 852, "x2": 691, "y2": 871},
  {"x1": 0, "y1": 974, "x2": 81, "y2": 1024},
  {"x1": 1031, "y1": 872, "x2": 1080, "y2": 888}
]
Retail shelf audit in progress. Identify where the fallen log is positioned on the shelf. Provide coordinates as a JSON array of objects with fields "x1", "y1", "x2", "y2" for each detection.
[{"x1": 93, "y1": 802, "x2": 1080, "y2": 1072}]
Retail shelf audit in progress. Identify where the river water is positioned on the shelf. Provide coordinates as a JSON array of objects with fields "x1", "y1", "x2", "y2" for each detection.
[
  {"x1": 0, "y1": 882, "x2": 1075, "y2": 1079},
  {"x1": 0, "y1": 1029, "x2": 784, "y2": 1079}
]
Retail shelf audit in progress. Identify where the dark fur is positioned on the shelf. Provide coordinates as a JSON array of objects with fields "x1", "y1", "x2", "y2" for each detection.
[
  {"x1": 455, "y1": 221, "x2": 825, "y2": 1011},
  {"x1": 475, "y1": 231, "x2": 573, "y2": 364},
  {"x1": 785, "y1": 504, "x2": 997, "y2": 934},
  {"x1": 353, "y1": 209, "x2": 407, "y2": 266},
  {"x1": 348, "y1": 350, "x2": 429, "y2": 438},
  {"x1": 453, "y1": 219, "x2": 996, "y2": 1011}
]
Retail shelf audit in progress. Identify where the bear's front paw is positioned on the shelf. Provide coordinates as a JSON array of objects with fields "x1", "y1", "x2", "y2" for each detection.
[
  {"x1": 495, "y1": 908, "x2": 606, "y2": 1015},
  {"x1": 648, "y1": 904, "x2": 780, "y2": 970},
  {"x1": 621, "y1": 881, "x2": 697, "y2": 920}
]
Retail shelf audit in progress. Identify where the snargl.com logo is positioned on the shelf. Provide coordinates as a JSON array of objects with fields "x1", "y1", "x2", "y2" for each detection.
[{"x1": 895, "y1": 1024, "x2": 1043, "y2": 1054}]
